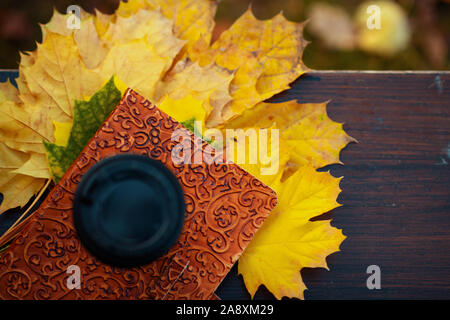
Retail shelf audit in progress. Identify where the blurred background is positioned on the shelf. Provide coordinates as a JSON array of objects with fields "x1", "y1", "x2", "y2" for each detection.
[{"x1": 0, "y1": 0, "x2": 448, "y2": 70}]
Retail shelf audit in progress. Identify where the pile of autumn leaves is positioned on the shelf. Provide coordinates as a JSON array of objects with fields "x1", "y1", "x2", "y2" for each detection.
[{"x1": 0, "y1": 0, "x2": 354, "y2": 299}]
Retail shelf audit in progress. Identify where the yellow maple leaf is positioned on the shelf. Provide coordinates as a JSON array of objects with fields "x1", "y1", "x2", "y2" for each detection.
[
  {"x1": 224, "y1": 99, "x2": 354, "y2": 298},
  {"x1": 52, "y1": 120, "x2": 72, "y2": 147},
  {"x1": 224, "y1": 128, "x2": 288, "y2": 187},
  {"x1": 226, "y1": 100, "x2": 356, "y2": 169},
  {"x1": 158, "y1": 94, "x2": 207, "y2": 128},
  {"x1": 238, "y1": 166, "x2": 346, "y2": 299},
  {"x1": 0, "y1": 84, "x2": 49, "y2": 187},
  {"x1": 19, "y1": 30, "x2": 104, "y2": 141},
  {"x1": 117, "y1": 0, "x2": 217, "y2": 51},
  {"x1": 97, "y1": 10, "x2": 185, "y2": 100},
  {"x1": 225, "y1": 100, "x2": 310, "y2": 130},
  {"x1": 12, "y1": 152, "x2": 51, "y2": 179},
  {"x1": 0, "y1": 80, "x2": 19, "y2": 103},
  {"x1": 93, "y1": 9, "x2": 114, "y2": 38},
  {"x1": 154, "y1": 60, "x2": 233, "y2": 118},
  {"x1": 43, "y1": 8, "x2": 107, "y2": 69},
  {"x1": 154, "y1": 0, "x2": 217, "y2": 47},
  {"x1": 100, "y1": 39, "x2": 172, "y2": 100},
  {"x1": 73, "y1": 17, "x2": 109, "y2": 69},
  {"x1": 0, "y1": 79, "x2": 45, "y2": 154},
  {"x1": 283, "y1": 114, "x2": 355, "y2": 169},
  {"x1": 0, "y1": 104, "x2": 46, "y2": 154},
  {"x1": 0, "y1": 83, "x2": 43, "y2": 153},
  {"x1": 15, "y1": 53, "x2": 36, "y2": 106},
  {"x1": 102, "y1": 9, "x2": 185, "y2": 56},
  {"x1": 0, "y1": 5, "x2": 218, "y2": 214},
  {"x1": 189, "y1": 9, "x2": 309, "y2": 126}
]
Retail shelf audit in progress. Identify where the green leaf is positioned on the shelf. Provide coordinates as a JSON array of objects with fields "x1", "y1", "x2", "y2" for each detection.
[
  {"x1": 44, "y1": 77, "x2": 122, "y2": 182},
  {"x1": 180, "y1": 117, "x2": 196, "y2": 133}
]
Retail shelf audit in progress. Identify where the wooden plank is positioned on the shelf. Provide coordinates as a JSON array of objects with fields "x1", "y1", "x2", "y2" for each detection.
[
  {"x1": 218, "y1": 71, "x2": 450, "y2": 299},
  {"x1": 1, "y1": 71, "x2": 449, "y2": 299}
]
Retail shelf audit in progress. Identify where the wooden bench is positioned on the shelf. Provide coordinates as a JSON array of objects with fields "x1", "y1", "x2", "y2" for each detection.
[{"x1": 1, "y1": 70, "x2": 449, "y2": 299}]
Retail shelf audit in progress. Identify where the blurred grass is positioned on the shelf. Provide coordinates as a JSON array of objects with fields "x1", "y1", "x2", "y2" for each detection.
[{"x1": 0, "y1": 0, "x2": 448, "y2": 70}]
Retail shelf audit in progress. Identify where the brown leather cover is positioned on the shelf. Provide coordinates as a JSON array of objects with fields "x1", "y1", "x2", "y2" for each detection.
[{"x1": 0, "y1": 89, "x2": 277, "y2": 300}]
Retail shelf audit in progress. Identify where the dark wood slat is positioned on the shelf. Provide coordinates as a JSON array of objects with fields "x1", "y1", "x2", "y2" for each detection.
[{"x1": 1, "y1": 71, "x2": 449, "y2": 299}]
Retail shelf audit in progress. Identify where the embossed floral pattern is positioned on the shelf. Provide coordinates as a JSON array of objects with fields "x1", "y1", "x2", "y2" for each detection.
[{"x1": 0, "y1": 90, "x2": 277, "y2": 300}]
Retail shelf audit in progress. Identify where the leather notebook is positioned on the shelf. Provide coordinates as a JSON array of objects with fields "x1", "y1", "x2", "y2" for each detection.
[{"x1": 0, "y1": 89, "x2": 277, "y2": 300}]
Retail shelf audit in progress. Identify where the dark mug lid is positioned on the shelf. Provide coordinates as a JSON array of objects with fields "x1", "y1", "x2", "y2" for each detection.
[{"x1": 73, "y1": 154, "x2": 185, "y2": 267}]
